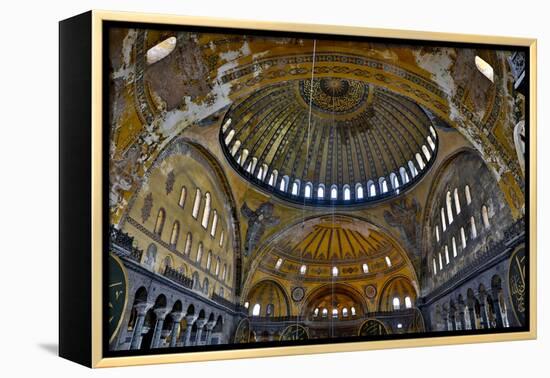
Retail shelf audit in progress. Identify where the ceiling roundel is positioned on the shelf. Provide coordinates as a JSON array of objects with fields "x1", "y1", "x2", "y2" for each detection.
[{"x1": 220, "y1": 76, "x2": 438, "y2": 206}]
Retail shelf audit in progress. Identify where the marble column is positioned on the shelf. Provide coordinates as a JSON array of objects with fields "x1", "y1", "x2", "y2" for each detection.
[
  {"x1": 183, "y1": 315, "x2": 198, "y2": 346},
  {"x1": 194, "y1": 319, "x2": 207, "y2": 346},
  {"x1": 129, "y1": 302, "x2": 153, "y2": 350},
  {"x1": 151, "y1": 307, "x2": 169, "y2": 349},
  {"x1": 205, "y1": 321, "x2": 216, "y2": 345},
  {"x1": 169, "y1": 312, "x2": 184, "y2": 348},
  {"x1": 468, "y1": 306, "x2": 476, "y2": 330},
  {"x1": 491, "y1": 292, "x2": 504, "y2": 328},
  {"x1": 479, "y1": 296, "x2": 490, "y2": 329},
  {"x1": 457, "y1": 305, "x2": 466, "y2": 331}
]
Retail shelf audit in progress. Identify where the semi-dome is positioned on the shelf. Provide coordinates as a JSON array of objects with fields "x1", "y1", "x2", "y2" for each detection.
[{"x1": 220, "y1": 76, "x2": 438, "y2": 206}]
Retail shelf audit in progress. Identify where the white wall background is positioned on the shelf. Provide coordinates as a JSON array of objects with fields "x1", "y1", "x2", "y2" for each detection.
[{"x1": 0, "y1": 0, "x2": 546, "y2": 376}]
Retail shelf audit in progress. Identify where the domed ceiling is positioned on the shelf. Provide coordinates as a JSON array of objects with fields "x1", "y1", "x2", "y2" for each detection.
[
  {"x1": 255, "y1": 215, "x2": 409, "y2": 282},
  {"x1": 221, "y1": 77, "x2": 438, "y2": 206}
]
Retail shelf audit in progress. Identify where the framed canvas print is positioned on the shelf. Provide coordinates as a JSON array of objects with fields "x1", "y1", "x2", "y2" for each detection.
[{"x1": 59, "y1": 10, "x2": 537, "y2": 368}]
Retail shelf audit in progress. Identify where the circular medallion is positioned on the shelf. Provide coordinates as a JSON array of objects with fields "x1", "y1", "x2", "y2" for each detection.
[
  {"x1": 108, "y1": 253, "x2": 128, "y2": 343},
  {"x1": 365, "y1": 284, "x2": 377, "y2": 299},
  {"x1": 358, "y1": 319, "x2": 388, "y2": 336},
  {"x1": 299, "y1": 77, "x2": 368, "y2": 114},
  {"x1": 508, "y1": 246, "x2": 527, "y2": 326},
  {"x1": 291, "y1": 287, "x2": 305, "y2": 302},
  {"x1": 280, "y1": 324, "x2": 309, "y2": 341}
]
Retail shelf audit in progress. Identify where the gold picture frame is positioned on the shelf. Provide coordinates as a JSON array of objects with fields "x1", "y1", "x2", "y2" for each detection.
[{"x1": 59, "y1": 10, "x2": 537, "y2": 368}]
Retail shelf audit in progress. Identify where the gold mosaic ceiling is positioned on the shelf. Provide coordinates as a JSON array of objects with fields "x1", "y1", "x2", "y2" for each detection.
[{"x1": 221, "y1": 76, "x2": 439, "y2": 205}]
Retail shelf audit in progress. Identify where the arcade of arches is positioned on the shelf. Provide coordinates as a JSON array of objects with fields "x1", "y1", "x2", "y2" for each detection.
[{"x1": 107, "y1": 26, "x2": 527, "y2": 351}]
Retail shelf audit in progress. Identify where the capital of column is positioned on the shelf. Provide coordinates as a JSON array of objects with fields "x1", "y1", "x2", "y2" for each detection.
[
  {"x1": 205, "y1": 321, "x2": 216, "y2": 331},
  {"x1": 185, "y1": 315, "x2": 198, "y2": 325},
  {"x1": 134, "y1": 302, "x2": 153, "y2": 316},
  {"x1": 170, "y1": 311, "x2": 184, "y2": 323},
  {"x1": 195, "y1": 319, "x2": 207, "y2": 328},
  {"x1": 154, "y1": 307, "x2": 170, "y2": 320}
]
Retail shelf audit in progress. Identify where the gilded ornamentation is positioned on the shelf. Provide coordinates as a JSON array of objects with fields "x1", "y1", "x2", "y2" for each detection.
[{"x1": 241, "y1": 202, "x2": 279, "y2": 257}]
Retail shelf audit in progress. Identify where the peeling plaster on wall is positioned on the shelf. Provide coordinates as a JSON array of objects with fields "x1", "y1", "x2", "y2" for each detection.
[
  {"x1": 219, "y1": 41, "x2": 251, "y2": 62},
  {"x1": 112, "y1": 29, "x2": 137, "y2": 80}
]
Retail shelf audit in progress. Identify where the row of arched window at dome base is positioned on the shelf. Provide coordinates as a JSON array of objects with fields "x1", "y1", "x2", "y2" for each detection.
[{"x1": 221, "y1": 119, "x2": 439, "y2": 206}]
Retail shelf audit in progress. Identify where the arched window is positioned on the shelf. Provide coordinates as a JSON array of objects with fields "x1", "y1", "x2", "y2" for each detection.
[
  {"x1": 224, "y1": 129, "x2": 235, "y2": 145},
  {"x1": 322, "y1": 308, "x2": 328, "y2": 318},
  {"x1": 441, "y1": 208, "x2": 447, "y2": 231},
  {"x1": 304, "y1": 182, "x2": 313, "y2": 198},
  {"x1": 239, "y1": 149, "x2": 249, "y2": 167},
  {"x1": 154, "y1": 208, "x2": 166, "y2": 236},
  {"x1": 430, "y1": 125, "x2": 437, "y2": 139},
  {"x1": 362, "y1": 263, "x2": 369, "y2": 274},
  {"x1": 438, "y1": 252, "x2": 443, "y2": 270},
  {"x1": 393, "y1": 297, "x2": 401, "y2": 311},
  {"x1": 170, "y1": 221, "x2": 180, "y2": 247},
  {"x1": 514, "y1": 121, "x2": 526, "y2": 173},
  {"x1": 219, "y1": 230, "x2": 224, "y2": 247},
  {"x1": 248, "y1": 157, "x2": 258, "y2": 174},
  {"x1": 192, "y1": 188, "x2": 201, "y2": 219},
  {"x1": 201, "y1": 192, "x2": 211, "y2": 229},
  {"x1": 433, "y1": 258, "x2": 438, "y2": 275},
  {"x1": 332, "y1": 266, "x2": 339, "y2": 277},
  {"x1": 351, "y1": 306, "x2": 356, "y2": 316},
  {"x1": 452, "y1": 237, "x2": 457, "y2": 257},
  {"x1": 368, "y1": 180, "x2": 376, "y2": 197},
  {"x1": 230, "y1": 140, "x2": 241, "y2": 156},
  {"x1": 206, "y1": 251, "x2": 212, "y2": 270},
  {"x1": 330, "y1": 185, "x2": 338, "y2": 200},
  {"x1": 390, "y1": 172, "x2": 399, "y2": 190},
  {"x1": 482, "y1": 205, "x2": 490, "y2": 229},
  {"x1": 400, "y1": 167, "x2": 410, "y2": 184},
  {"x1": 435, "y1": 225, "x2": 440, "y2": 242},
  {"x1": 184, "y1": 233, "x2": 192, "y2": 255},
  {"x1": 446, "y1": 191, "x2": 454, "y2": 224},
  {"x1": 465, "y1": 185, "x2": 472, "y2": 205},
  {"x1": 342, "y1": 307, "x2": 349, "y2": 317},
  {"x1": 405, "y1": 296, "x2": 413, "y2": 309},
  {"x1": 379, "y1": 177, "x2": 388, "y2": 194},
  {"x1": 210, "y1": 210, "x2": 218, "y2": 237},
  {"x1": 266, "y1": 304, "x2": 274, "y2": 317},
  {"x1": 475, "y1": 55, "x2": 494, "y2": 83},
  {"x1": 313, "y1": 308, "x2": 320, "y2": 317},
  {"x1": 257, "y1": 164, "x2": 267, "y2": 180},
  {"x1": 317, "y1": 184, "x2": 325, "y2": 199},
  {"x1": 222, "y1": 264, "x2": 227, "y2": 280},
  {"x1": 460, "y1": 227, "x2": 467, "y2": 248},
  {"x1": 444, "y1": 245, "x2": 450, "y2": 265},
  {"x1": 203, "y1": 278, "x2": 209, "y2": 294},
  {"x1": 408, "y1": 160, "x2": 418, "y2": 177},
  {"x1": 356, "y1": 183, "x2": 364, "y2": 199},
  {"x1": 415, "y1": 153, "x2": 425, "y2": 170},
  {"x1": 268, "y1": 170, "x2": 278, "y2": 186},
  {"x1": 454, "y1": 188, "x2": 461, "y2": 214},
  {"x1": 196, "y1": 243, "x2": 203, "y2": 264},
  {"x1": 222, "y1": 118, "x2": 232, "y2": 132},
  {"x1": 215, "y1": 257, "x2": 221, "y2": 276},
  {"x1": 332, "y1": 308, "x2": 339, "y2": 319},
  {"x1": 178, "y1": 186, "x2": 187, "y2": 208},
  {"x1": 422, "y1": 145, "x2": 431, "y2": 161},
  {"x1": 385, "y1": 256, "x2": 392, "y2": 267},
  {"x1": 291, "y1": 180, "x2": 300, "y2": 196},
  {"x1": 300, "y1": 265, "x2": 307, "y2": 275},
  {"x1": 343, "y1": 185, "x2": 351, "y2": 200},
  {"x1": 252, "y1": 303, "x2": 261, "y2": 317},
  {"x1": 275, "y1": 258, "x2": 283, "y2": 270},
  {"x1": 427, "y1": 135, "x2": 436, "y2": 151},
  {"x1": 279, "y1": 175, "x2": 289, "y2": 192},
  {"x1": 470, "y1": 216, "x2": 478, "y2": 239}
]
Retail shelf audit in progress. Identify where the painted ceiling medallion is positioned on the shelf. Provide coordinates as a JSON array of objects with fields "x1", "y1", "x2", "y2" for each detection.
[{"x1": 299, "y1": 77, "x2": 368, "y2": 114}]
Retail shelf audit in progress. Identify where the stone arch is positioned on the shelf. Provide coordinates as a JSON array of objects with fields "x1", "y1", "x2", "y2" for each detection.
[{"x1": 245, "y1": 279, "x2": 291, "y2": 317}]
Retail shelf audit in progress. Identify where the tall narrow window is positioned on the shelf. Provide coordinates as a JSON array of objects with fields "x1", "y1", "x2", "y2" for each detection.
[
  {"x1": 433, "y1": 258, "x2": 438, "y2": 275},
  {"x1": 400, "y1": 167, "x2": 410, "y2": 184},
  {"x1": 390, "y1": 173, "x2": 399, "y2": 190},
  {"x1": 380, "y1": 178, "x2": 388, "y2": 194},
  {"x1": 368, "y1": 180, "x2": 376, "y2": 197},
  {"x1": 427, "y1": 135, "x2": 436, "y2": 151},
  {"x1": 256, "y1": 165, "x2": 264, "y2": 180},
  {"x1": 196, "y1": 243, "x2": 203, "y2": 264},
  {"x1": 184, "y1": 233, "x2": 192, "y2": 255},
  {"x1": 219, "y1": 230, "x2": 224, "y2": 247},
  {"x1": 192, "y1": 188, "x2": 201, "y2": 219},
  {"x1": 275, "y1": 258, "x2": 283, "y2": 270},
  {"x1": 445, "y1": 245, "x2": 450, "y2": 264},
  {"x1": 435, "y1": 225, "x2": 440, "y2": 242},
  {"x1": 206, "y1": 251, "x2": 212, "y2": 270},
  {"x1": 291, "y1": 181, "x2": 299, "y2": 196},
  {"x1": 154, "y1": 208, "x2": 166, "y2": 236},
  {"x1": 460, "y1": 227, "x2": 467, "y2": 248},
  {"x1": 317, "y1": 184, "x2": 325, "y2": 199},
  {"x1": 408, "y1": 160, "x2": 418, "y2": 177},
  {"x1": 211, "y1": 210, "x2": 218, "y2": 237},
  {"x1": 304, "y1": 182, "x2": 313, "y2": 198},
  {"x1": 482, "y1": 205, "x2": 490, "y2": 229},
  {"x1": 362, "y1": 263, "x2": 369, "y2": 274},
  {"x1": 268, "y1": 170, "x2": 278, "y2": 186},
  {"x1": 454, "y1": 188, "x2": 461, "y2": 214},
  {"x1": 351, "y1": 307, "x2": 356, "y2": 316},
  {"x1": 470, "y1": 216, "x2": 478, "y2": 239},
  {"x1": 422, "y1": 145, "x2": 431, "y2": 161},
  {"x1": 170, "y1": 221, "x2": 180, "y2": 247},
  {"x1": 215, "y1": 257, "x2": 221, "y2": 276},
  {"x1": 322, "y1": 308, "x2": 328, "y2": 318},
  {"x1": 240, "y1": 149, "x2": 249, "y2": 167},
  {"x1": 224, "y1": 129, "x2": 235, "y2": 145},
  {"x1": 393, "y1": 297, "x2": 401, "y2": 311},
  {"x1": 385, "y1": 256, "x2": 392, "y2": 267},
  {"x1": 230, "y1": 140, "x2": 241, "y2": 156},
  {"x1": 300, "y1": 265, "x2": 307, "y2": 275},
  {"x1": 332, "y1": 308, "x2": 339, "y2": 319},
  {"x1": 201, "y1": 193, "x2": 211, "y2": 229},
  {"x1": 279, "y1": 175, "x2": 289, "y2": 192},
  {"x1": 465, "y1": 185, "x2": 472, "y2": 205},
  {"x1": 441, "y1": 208, "x2": 447, "y2": 231},
  {"x1": 252, "y1": 304, "x2": 261, "y2": 317},
  {"x1": 430, "y1": 126, "x2": 437, "y2": 138},
  {"x1": 332, "y1": 266, "x2": 339, "y2": 277},
  {"x1": 446, "y1": 191, "x2": 454, "y2": 224},
  {"x1": 222, "y1": 264, "x2": 227, "y2": 280},
  {"x1": 222, "y1": 118, "x2": 232, "y2": 132},
  {"x1": 343, "y1": 185, "x2": 351, "y2": 200},
  {"x1": 438, "y1": 252, "x2": 443, "y2": 270},
  {"x1": 416, "y1": 153, "x2": 425, "y2": 170},
  {"x1": 331, "y1": 185, "x2": 338, "y2": 200},
  {"x1": 452, "y1": 237, "x2": 457, "y2": 257},
  {"x1": 178, "y1": 186, "x2": 187, "y2": 208},
  {"x1": 342, "y1": 307, "x2": 349, "y2": 317},
  {"x1": 356, "y1": 184, "x2": 364, "y2": 199},
  {"x1": 405, "y1": 296, "x2": 413, "y2": 309}
]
